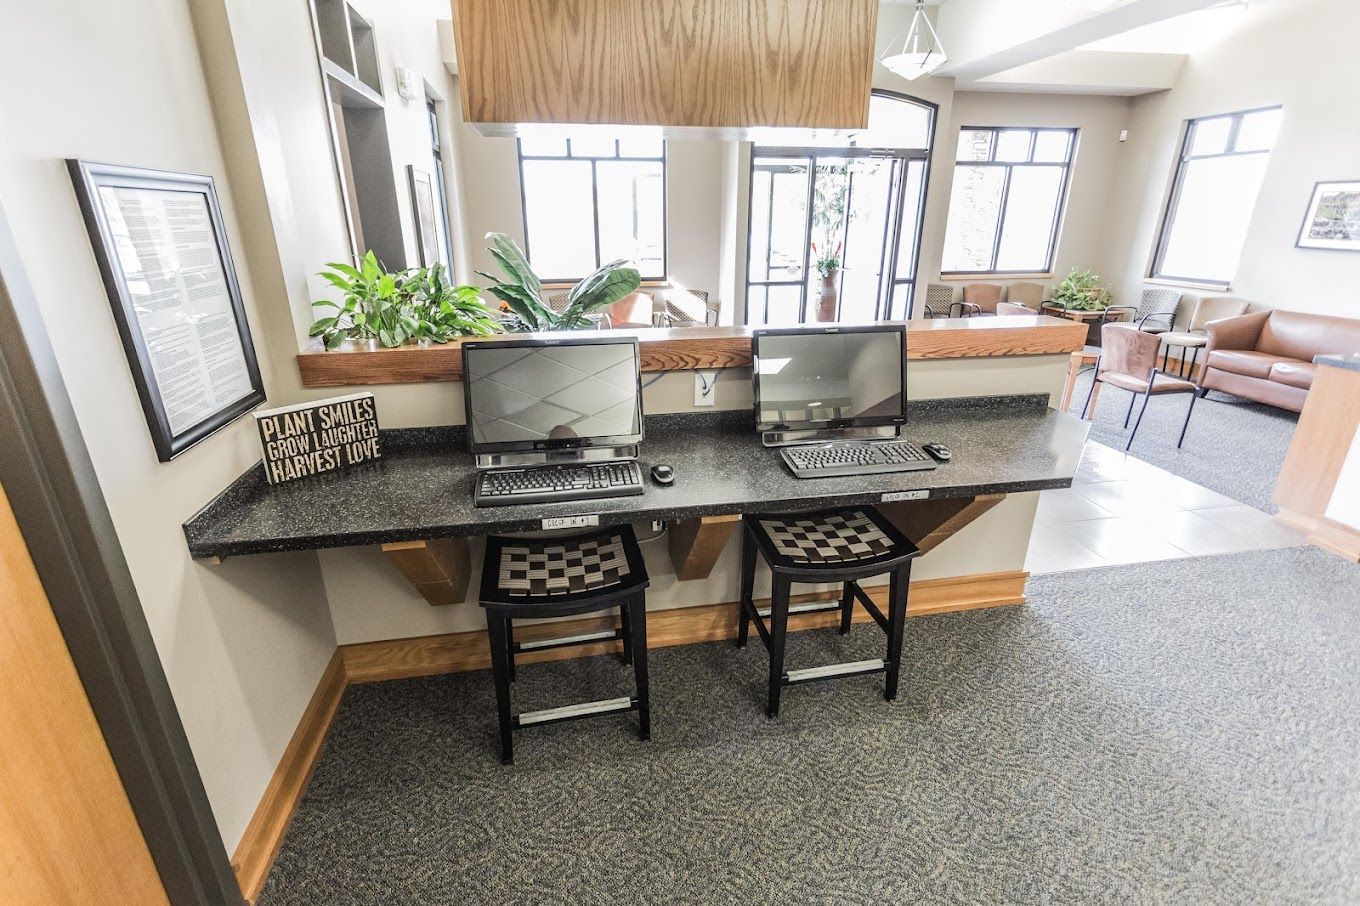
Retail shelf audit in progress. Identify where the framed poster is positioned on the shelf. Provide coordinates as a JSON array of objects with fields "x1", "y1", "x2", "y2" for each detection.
[
  {"x1": 1297, "y1": 180, "x2": 1360, "y2": 252},
  {"x1": 407, "y1": 165, "x2": 441, "y2": 267},
  {"x1": 68, "y1": 160, "x2": 266, "y2": 461}
]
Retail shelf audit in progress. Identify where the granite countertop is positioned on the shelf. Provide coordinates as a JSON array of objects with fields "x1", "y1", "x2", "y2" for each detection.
[
  {"x1": 183, "y1": 394, "x2": 1090, "y2": 559},
  {"x1": 1315, "y1": 353, "x2": 1360, "y2": 373}
]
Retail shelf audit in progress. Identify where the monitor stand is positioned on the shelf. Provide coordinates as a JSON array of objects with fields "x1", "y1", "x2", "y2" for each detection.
[
  {"x1": 475, "y1": 444, "x2": 639, "y2": 470},
  {"x1": 761, "y1": 425, "x2": 900, "y2": 448}
]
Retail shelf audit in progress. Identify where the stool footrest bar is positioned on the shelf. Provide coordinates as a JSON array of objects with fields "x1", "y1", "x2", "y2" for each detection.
[
  {"x1": 514, "y1": 628, "x2": 622, "y2": 653},
  {"x1": 756, "y1": 598, "x2": 842, "y2": 619},
  {"x1": 514, "y1": 696, "x2": 637, "y2": 728},
  {"x1": 783, "y1": 659, "x2": 887, "y2": 686}
]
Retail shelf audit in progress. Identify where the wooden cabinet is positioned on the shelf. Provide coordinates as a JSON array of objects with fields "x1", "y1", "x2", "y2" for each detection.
[{"x1": 450, "y1": 0, "x2": 878, "y2": 132}]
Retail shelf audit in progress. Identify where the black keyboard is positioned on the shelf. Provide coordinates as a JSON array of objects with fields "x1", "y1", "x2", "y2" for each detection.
[
  {"x1": 780, "y1": 441, "x2": 937, "y2": 479},
  {"x1": 474, "y1": 461, "x2": 645, "y2": 507}
]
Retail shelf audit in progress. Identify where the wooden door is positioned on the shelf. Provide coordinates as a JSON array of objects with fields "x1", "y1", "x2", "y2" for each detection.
[{"x1": 0, "y1": 479, "x2": 168, "y2": 904}]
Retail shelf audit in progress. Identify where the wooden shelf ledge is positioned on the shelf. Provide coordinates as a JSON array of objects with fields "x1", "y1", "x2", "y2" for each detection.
[{"x1": 296, "y1": 317, "x2": 1087, "y2": 387}]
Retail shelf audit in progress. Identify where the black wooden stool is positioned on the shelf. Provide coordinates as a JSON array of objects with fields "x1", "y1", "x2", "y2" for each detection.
[
  {"x1": 479, "y1": 525, "x2": 651, "y2": 764},
  {"x1": 737, "y1": 507, "x2": 921, "y2": 717}
]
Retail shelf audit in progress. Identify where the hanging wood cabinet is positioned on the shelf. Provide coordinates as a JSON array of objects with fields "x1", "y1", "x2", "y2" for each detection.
[{"x1": 450, "y1": 0, "x2": 879, "y2": 132}]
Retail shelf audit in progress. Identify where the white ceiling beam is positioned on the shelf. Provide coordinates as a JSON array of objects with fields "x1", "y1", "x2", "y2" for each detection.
[
  {"x1": 974, "y1": 49, "x2": 1187, "y2": 96},
  {"x1": 934, "y1": 0, "x2": 1222, "y2": 84}
]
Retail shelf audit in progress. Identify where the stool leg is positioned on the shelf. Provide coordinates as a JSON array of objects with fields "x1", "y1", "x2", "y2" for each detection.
[
  {"x1": 486, "y1": 612, "x2": 514, "y2": 764},
  {"x1": 627, "y1": 593, "x2": 651, "y2": 741},
  {"x1": 767, "y1": 575, "x2": 791, "y2": 719},
  {"x1": 838, "y1": 581, "x2": 854, "y2": 635},
  {"x1": 504, "y1": 616, "x2": 516, "y2": 682},
  {"x1": 619, "y1": 603, "x2": 633, "y2": 665},
  {"x1": 884, "y1": 563, "x2": 911, "y2": 702},
  {"x1": 737, "y1": 525, "x2": 756, "y2": 649}
]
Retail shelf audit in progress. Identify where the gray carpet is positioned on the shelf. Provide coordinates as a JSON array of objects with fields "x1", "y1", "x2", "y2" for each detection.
[
  {"x1": 261, "y1": 547, "x2": 1360, "y2": 905},
  {"x1": 1066, "y1": 371, "x2": 1298, "y2": 512}
]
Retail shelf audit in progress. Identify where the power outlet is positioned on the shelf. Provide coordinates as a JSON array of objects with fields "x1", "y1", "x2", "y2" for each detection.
[{"x1": 694, "y1": 370, "x2": 719, "y2": 407}]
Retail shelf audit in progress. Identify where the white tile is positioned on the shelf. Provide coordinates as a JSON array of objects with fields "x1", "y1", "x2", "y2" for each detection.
[
  {"x1": 1196, "y1": 505, "x2": 1306, "y2": 549},
  {"x1": 1025, "y1": 525, "x2": 1109, "y2": 574},
  {"x1": 1064, "y1": 515, "x2": 1191, "y2": 564},
  {"x1": 1070, "y1": 480, "x2": 1186, "y2": 517},
  {"x1": 1034, "y1": 488, "x2": 1118, "y2": 525}
]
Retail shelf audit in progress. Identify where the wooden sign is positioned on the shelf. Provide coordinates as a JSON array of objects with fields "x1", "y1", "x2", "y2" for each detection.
[{"x1": 254, "y1": 392, "x2": 380, "y2": 484}]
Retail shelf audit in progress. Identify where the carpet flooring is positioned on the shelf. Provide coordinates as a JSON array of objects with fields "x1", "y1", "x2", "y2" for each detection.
[
  {"x1": 1065, "y1": 371, "x2": 1298, "y2": 512},
  {"x1": 261, "y1": 547, "x2": 1360, "y2": 905}
]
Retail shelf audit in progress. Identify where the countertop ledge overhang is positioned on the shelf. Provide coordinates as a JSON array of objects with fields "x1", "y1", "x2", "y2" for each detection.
[
  {"x1": 183, "y1": 394, "x2": 1090, "y2": 560},
  {"x1": 295, "y1": 316, "x2": 1089, "y2": 387}
]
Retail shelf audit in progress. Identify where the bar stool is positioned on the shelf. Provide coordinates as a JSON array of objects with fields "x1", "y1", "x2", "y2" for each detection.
[
  {"x1": 479, "y1": 525, "x2": 650, "y2": 764},
  {"x1": 736, "y1": 507, "x2": 921, "y2": 717}
]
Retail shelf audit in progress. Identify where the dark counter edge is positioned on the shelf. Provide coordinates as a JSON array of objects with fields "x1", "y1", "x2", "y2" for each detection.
[{"x1": 184, "y1": 394, "x2": 1074, "y2": 559}]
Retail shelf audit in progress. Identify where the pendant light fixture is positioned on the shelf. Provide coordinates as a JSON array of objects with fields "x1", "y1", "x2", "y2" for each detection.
[{"x1": 879, "y1": 0, "x2": 948, "y2": 81}]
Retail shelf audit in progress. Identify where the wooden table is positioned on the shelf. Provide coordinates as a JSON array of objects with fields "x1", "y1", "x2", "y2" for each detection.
[
  {"x1": 1040, "y1": 303, "x2": 1127, "y2": 324},
  {"x1": 1060, "y1": 349, "x2": 1101, "y2": 417}
]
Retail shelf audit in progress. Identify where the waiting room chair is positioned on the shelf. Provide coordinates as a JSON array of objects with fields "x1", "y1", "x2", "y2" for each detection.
[
  {"x1": 996, "y1": 302, "x2": 1037, "y2": 316},
  {"x1": 1156, "y1": 296, "x2": 1250, "y2": 378},
  {"x1": 1006, "y1": 282, "x2": 1046, "y2": 307},
  {"x1": 959, "y1": 283, "x2": 1003, "y2": 317},
  {"x1": 1106, "y1": 288, "x2": 1182, "y2": 334},
  {"x1": 923, "y1": 283, "x2": 957, "y2": 318},
  {"x1": 1081, "y1": 323, "x2": 1199, "y2": 451}
]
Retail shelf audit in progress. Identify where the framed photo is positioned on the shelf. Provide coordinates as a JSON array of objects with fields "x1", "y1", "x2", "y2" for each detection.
[
  {"x1": 407, "y1": 165, "x2": 440, "y2": 267},
  {"x1": 1297, "y1": 180, "x2": 1360, "y2": 252},
  {"x1": 68, "y1": 160, "x2": 266, "y2": 461}
]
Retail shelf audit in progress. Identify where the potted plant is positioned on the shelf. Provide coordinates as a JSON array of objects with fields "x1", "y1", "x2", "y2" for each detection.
[
  {"x1": 309, "y1": 251, "x2": 501, "y2": 349},
  {"x1": 477, "y1": 232, "x2": 642, "y2": 331},
  {"x1": 811, "y1": 241, "x2": 842, "y2": 322},
  {"x1": 1052, "y1": 268, "x2": 1114, "y2": 311}
]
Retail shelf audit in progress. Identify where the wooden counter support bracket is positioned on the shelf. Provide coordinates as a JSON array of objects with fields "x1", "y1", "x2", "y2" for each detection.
[
  {"x1": 668, "y1": 514, "x2": 742, "y2": 580},
  {"x1": 381, "y1": 538, "x2": 471, "y2": 607}
]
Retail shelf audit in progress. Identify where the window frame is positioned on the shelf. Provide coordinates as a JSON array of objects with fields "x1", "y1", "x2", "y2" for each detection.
[
  {"x1": 1149, "y1": 105, "x2": 1282, "y2": 288},
  {"x1": 426, "y1": 97, "x2": 456, "y2": 270},
  {"x1": 515, "y1": 136, "x2": 668, "y2": 284},
  {"x1": 742, "y1": 88, "x2": 937, "y2": 325},
  {"x1": 940, "y1": 126, "x2": 1078, "y2": 277}
]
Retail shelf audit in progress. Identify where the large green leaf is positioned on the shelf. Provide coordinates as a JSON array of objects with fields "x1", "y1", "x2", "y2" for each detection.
[
  {"x1": 566, "y1": 259, "x2": 628, "y2": 307},
  {"x1": 484, "y1": 284, "x2": 546, "y2": 330},
  {"x1": 563, "y1": 266, "x2": 641, "y2": 322},
  {"x1": 485, "y1": 232, "x2": 541, "y2": 296}
]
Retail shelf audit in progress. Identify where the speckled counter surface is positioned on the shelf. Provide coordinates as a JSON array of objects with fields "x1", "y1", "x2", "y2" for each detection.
[
  {"x1": 183, "y1": 394, "x2": 1089, "y2": 559},
  {"x1": 1315, "y1": 353, "x2": 1360, "y2": 373}
]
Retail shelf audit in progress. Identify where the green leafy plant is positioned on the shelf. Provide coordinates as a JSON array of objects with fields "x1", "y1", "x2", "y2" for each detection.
[
  {"x1": 1052, "y1": 268, "x2": 1114, "y2": 311},
  {"x1": 477, "y1": 232, "x2": 641, "y2": 331},
  {"x1": 402, "y1": 263, "x2": 501, "y2": 342},
  {"x1": 310, "y1": 251, "x2": 501, "y2": 349},
  {"x1": 811, "y1": 241, "x2": 842, "y2": 278}
]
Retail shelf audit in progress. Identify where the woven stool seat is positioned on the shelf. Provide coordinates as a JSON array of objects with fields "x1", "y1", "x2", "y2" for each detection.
[{"x1": 755, "y1": 509, "x2": 899, "y2": 565}]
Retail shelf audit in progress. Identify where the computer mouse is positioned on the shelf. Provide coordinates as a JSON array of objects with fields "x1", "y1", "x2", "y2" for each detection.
[
  {"x1": 922, "y1": 442, "x2": 952, "y2": 463},
  {"x1": 650, "y1": 463, "x2": 675, "y2": 486}
]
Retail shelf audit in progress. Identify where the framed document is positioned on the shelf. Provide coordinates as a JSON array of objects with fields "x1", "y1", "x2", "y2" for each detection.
[
  {"x1": 407, "y1": 165, "x2": 440, "y2": 267},
  {"x1": 1297, "y1": 180, "x2": 1360, "y2": 252},
  {"x1": 68, "y1": 160, "x2": 266, "y2": 461}
]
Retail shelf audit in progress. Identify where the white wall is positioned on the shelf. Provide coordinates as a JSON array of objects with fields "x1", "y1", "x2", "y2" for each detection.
[
  {"x1": 0, "y1": 0, "x2": 338, "y2": 852},
  {"x1": 1104, "y1": 0, "x2": 1360, "y2": 318}
]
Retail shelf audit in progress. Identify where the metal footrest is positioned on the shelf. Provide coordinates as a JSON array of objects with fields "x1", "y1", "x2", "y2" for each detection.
[
  {"x1": 783, "y1": 659, "x2": 887, "y2": 686},
  {"x1": 515, "y1": 628, "x2": 621, "y2": 653},
  {"x1": 514, "y1": 696, "x2": 636, "y2": 729},
  {"x1": 756, "y1": 597, "x2": 842, "y2": 619}
]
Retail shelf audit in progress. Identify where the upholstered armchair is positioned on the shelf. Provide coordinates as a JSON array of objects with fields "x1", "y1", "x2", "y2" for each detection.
[
  {"x1": 1006, "y1": 282, "x2": 1046, "y2": 307},
  {"x1": 1082, "y1": 323, "x2": 1200, "y2": 450},
  {"x1": 996, "y1": 302, "x2": 1037, "y2": 316},
  {"x1": 959, "y1": 283, "x2": 1003, "y2": 317}
]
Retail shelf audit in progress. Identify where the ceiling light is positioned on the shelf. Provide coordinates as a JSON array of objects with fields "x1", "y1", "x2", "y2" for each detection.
[{"x1": 878, "y1": 0, "x2": 948, "y2": 81}]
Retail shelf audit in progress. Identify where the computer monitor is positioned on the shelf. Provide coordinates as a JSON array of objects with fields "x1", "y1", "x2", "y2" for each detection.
[
  {"x1": 461, "y1": 336, "x2": 644, "y2": 461},
  {"x1": 751, "y1": 324, "x2": 906, "y2": 441}
]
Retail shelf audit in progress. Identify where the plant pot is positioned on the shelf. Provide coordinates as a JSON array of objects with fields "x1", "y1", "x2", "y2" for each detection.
[{"x1": 816, "y1": 271, "x2": 839, "y2": 322}]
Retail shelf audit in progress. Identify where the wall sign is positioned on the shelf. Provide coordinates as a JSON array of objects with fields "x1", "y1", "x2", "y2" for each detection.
[
  {"x1": 254, "y1": 392, "x2": 381, "y2": 484},
  {"x1": 68, "y1": 160, "x2": 266, "y2": 461},
  {"x1": 1297, "y1": 180, "x2": 1360, "y2": 252}
]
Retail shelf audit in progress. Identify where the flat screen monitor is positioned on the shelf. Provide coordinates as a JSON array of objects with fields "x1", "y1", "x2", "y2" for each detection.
[
  {"x1": 462, "y1": 336, "x2": 644, "y2": 454},
  {"x1": 751, "y1": 324, "x2": 906, "y2": 432}
]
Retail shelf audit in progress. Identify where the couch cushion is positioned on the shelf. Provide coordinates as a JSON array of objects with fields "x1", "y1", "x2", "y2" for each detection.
[
  {"x1": 1268, "y1": 361, "x2": 1317, "y2": 389},
  {"x1": 1207, "y1": 349, "x2": 1288, "y2": 379},
  {"x1": 1258, "y1": 310, "x2": 1360, "y2": 362}
]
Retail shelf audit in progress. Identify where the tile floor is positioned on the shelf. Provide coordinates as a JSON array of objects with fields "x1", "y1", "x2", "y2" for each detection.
[{"x1": 1025, "y1": 440, "x2": 1305, "y2": 575}]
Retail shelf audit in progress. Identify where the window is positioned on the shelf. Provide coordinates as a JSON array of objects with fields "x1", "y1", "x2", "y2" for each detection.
[
  {"x1": 517, "y1": 129, "x2": 666, "y2": 282},
  {"x1": 941, "y1": 127, "x2": 1077, "y2": 275},
  {"x1": 426, "y1": 98, "x2": 455, "y2": 269},
  {"x1": 1151, "y1": 107, "x2": 1281, "y2": 287},
  {"x1": 744, "y1": 91, "x2": 935, "y2": 325}
]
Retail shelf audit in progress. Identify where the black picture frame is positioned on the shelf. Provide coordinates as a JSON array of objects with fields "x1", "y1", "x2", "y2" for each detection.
[{"x1": 67, "y1": 160, "x2": 266, "y2": 461}]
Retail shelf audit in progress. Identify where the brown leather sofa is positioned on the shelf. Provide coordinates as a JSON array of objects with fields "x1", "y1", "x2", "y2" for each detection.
[{"x1": 1201, "y1": 309, "x2": 1360, "y2": 412}]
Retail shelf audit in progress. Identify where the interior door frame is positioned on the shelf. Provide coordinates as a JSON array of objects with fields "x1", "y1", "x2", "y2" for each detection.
[{"x1": 0, "y1": 200, "x2": 241, "y2": 903}]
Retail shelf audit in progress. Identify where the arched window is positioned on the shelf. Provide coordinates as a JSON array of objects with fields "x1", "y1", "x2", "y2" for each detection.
[{"x1": 745, "y1": 90, "x2": 936, "y2": 325}]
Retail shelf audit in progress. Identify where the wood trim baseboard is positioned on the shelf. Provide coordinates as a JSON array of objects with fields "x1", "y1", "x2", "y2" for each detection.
[
  {"x1": 295, "y1": 319, "x2": 1085, "y2": 387},
  {"x1": 340, "y1": 570, "x2": 1029, "y2": 683},
  {"x1": 231, "y1": 651, "x2": 348, "y2": 904},
  {"x1": 232, "y1": 569, "x2": 1026, "y2": 899}
]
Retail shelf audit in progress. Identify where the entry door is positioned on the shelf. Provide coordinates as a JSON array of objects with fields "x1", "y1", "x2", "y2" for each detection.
[{"x1": 0, "y1": 479, "x2": 168, "y2": 904}]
